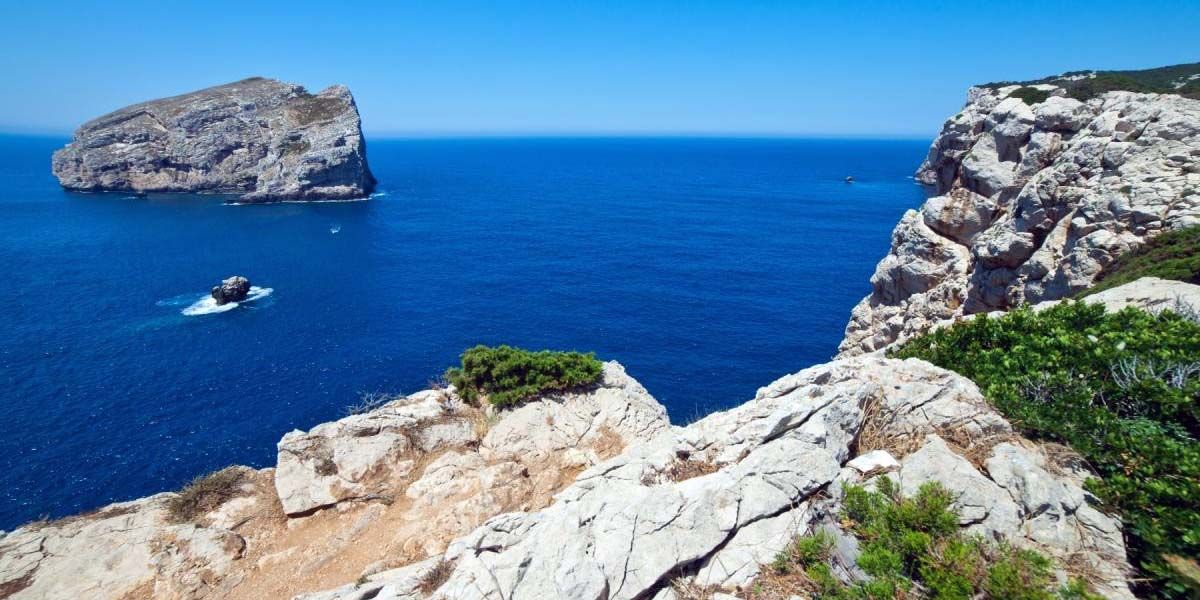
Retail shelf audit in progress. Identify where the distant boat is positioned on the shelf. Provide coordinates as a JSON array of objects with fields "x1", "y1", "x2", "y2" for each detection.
[
  {"x1": 330, "y1": 225, "x2": 341, "y2": 234},
  {"x1": 845, "y1": 176, "x2": 855, "y2": 183}
]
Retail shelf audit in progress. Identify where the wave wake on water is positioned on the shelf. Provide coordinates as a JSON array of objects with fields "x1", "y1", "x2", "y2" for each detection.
[{"x1": 177, "y1": 286, "x2": 273, "y2": 316}]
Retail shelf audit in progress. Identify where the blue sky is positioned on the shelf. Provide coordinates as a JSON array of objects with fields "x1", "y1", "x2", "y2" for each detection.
[{"x1": 1, "y1": 1, "x2": 1196, "y2": 137}]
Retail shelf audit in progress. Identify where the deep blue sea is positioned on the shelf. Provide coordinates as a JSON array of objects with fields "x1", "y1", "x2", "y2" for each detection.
[{"x1": 0, "y1": 135, "x2": 928, "y2": 528}]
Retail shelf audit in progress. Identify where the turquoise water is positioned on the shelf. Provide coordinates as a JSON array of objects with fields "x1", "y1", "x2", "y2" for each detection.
[{"x1": 0, "y1": 135, "x2": 927, "y2": 528}]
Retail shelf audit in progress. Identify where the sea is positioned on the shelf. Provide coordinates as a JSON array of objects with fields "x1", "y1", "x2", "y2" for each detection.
[{"x1": 0, "y1": 135, "x2": 929, "y2": 528}]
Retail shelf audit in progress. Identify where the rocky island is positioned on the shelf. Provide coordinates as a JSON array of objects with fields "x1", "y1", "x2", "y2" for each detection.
[
  {"x1": 3, "y1": 65, "x2": 1198, "y2": 599},
  {"x1": 51, "y1": 77, "x2": 376, "y2": 202}
]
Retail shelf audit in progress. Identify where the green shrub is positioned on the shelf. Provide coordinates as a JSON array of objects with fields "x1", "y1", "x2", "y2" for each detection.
[
  {"x1": 982, "y1": 62, "x2": 1200, "y2": 101},
  {"x1": 444, "y1": 345, "x2": 603, "y2": 408},
  {"x1": 891, "y1": 302, "x2": 1200, "y2": 597},
  {"x1": 1009, "y1": 86, "x2": 1052, "y2": 105},
  {"x1": 766, "y1": 478, "x2": 1091, "y2": 599},
  {"x1": 1066, "y1": 73, "x2": 1157, "y2": 101},
  {"x1": 1082, "y1": 225, "x2": 1200, "y2": 297}
]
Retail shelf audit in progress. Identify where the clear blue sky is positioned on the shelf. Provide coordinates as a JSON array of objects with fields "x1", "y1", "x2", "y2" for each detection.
[{"x1": 1, "y1": 0, "x2": 1196, "y2": 137}]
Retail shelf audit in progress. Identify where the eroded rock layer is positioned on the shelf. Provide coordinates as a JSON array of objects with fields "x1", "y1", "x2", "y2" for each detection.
[
  {"x1": 51, "y1": 77, "x2": 375, "y2": 202},
  {"x1": 840, "y1": 85, "x2": 1200, "y2": 355}
]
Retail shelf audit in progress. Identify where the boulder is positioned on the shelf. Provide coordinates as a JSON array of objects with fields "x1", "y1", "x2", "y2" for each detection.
[
  {"x1": 274, "y1": 361, "x2": 668, "y2": 516},
  {"x1": 52, "y1": 77, "x2": 376, "y2": 202},
  {"x1": 211, "y1": 275, "x2": 251, "y2": 305}
]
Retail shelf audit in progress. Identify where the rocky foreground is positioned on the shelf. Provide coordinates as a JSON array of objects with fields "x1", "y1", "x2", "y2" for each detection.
[
  {"x1": 5, "y1": 279, "x2": 1197, "y2": 599},
  {"x1": 840, "y1": 83, "x2": 1200, "y2": 355},
  {"x1": 51, "y1": 78, "x2": 375, "y2": 202}
]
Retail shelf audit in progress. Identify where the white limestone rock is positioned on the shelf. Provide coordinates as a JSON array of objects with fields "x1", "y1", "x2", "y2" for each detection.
[
  {"x1": 310, "y1": 358, "x2": 1134, "y2": 600},
  {"x1": 52, "y1": 77, "x2": 375, "y2": 202},
  {"x1": 842, "y1": 85, "x2": 1200, "y2": 355}
]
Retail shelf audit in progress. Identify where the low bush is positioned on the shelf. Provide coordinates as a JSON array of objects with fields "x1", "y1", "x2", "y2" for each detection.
[
  {"x1": 890, "y1": 302, "x2": 1200, "y2": 597},
  {"x1": 983, "y1": 63, "x2": 1200, "y2": 101},
  {"x1": 444, "y1": 345, "x2": 603, "y2": 408},
  {"x1": 1082, "y1": 225, "x2": 1200, "y2": 297},
  {"x1": 1009, "y1": 86, "x2": 1052, "y2": 105},
  {"x1": 759, "y1": 478, "x2": 1093, "y2": 599},
  {"x1": 166, "y1": 467, "x2": 246, "y2": 523}
]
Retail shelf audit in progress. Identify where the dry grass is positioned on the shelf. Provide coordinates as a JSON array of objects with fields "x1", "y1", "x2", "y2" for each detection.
[
  {"x1": 344, "y1": 391, "x2": 397, "y2": 416},
  {"x1": 468, "y1": 408, "x2": 497, "y2": 442},
  {"x1": 1038, "y1": 441, "x2": 1091, "y2": 478},
  {"x1": 852, "y1": 392, "x2": 926, "y2": 459},
  {"x1": 416, "y1": 559, "x2": 454, "y2": 595},
  {"x1": 932, "y1": 426, "x2": 1020, "y2": 471},
  {"x1": 744, "y1": 568, "x2": 823, "y2": 600},
  {"x1": 853, "y1": 391, "x2": 1020, "y2": 470},
  {"x1": 1164, "y1": 554, "x2": 1200, "y2": 589},
  {"x1": 665, "y1": 453, "x2": 720, "y2": 482},
  {"x1": 166, "y1": 467, "x2": 248, "y2": 523},
  {"x1": 669, "y1": 577, "x2": 722, "y2": 600}
]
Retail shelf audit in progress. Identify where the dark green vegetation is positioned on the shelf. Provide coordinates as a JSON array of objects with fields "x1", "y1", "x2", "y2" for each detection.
[
  {"x1": 985, "y1": 62, "x2": 1200, "y2": 101},
  {"x1": 1008, "y1": 86, "x2": 1052, "y2": 105},
  {"x1": 762, "y1": 479, "x2": 1096, "y2": 599},
  {"x1": 891, "y1": 302, "x2": 1200, "y2": 597},
  {"x1": 166, "y1": 467, "x2": 246, "y2": 523},
  {"x1": 445, "y1": 345, "x2": 603, "y2": 408},
  {"x1": 1082, "y1": 226, "x2": 1200, "y2": 297}
]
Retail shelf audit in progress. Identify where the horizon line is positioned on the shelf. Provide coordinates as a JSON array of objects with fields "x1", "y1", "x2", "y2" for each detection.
[{"x1": 0, "y1": 128, "x2": 934, "y2": 141}]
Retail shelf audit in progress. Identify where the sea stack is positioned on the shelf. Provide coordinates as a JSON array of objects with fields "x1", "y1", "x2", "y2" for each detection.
[
  {"x1": 51, "y1": 77, "x2": 376, "y2": 202},
  {"x1": 211, "y1": 276, "x2": 251, "y2": 305}
]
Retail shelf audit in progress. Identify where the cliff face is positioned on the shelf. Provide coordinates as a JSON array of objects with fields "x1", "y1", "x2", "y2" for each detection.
[
  {"x1": 51, "y1": 78, "x2": 376, "y2": 202},
  {"x1": 840, "y1": 85, "x2": 1200, "y2": 355}
]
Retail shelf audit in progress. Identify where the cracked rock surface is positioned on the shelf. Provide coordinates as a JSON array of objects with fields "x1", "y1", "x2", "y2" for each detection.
[
  {"x1": 0, "y1": 362, "x2": 665, "y2": 600},
  {"x1": 51, "y1": 77, "x2": 375, "y2": 202},
  {"x1": 840, "y1": 85, "x2": 1200, "y2": 355},
  {"x1": 308, "y1": 357, "x2": 1135, "y2": 600}
]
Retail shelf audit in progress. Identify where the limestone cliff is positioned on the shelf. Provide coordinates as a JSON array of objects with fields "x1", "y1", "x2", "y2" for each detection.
[
  {"x1": 840, "y1": 81, "x2": 1200, "y2": 355},
  {"x1": 51, "y1": 78, "x2": 376, "y2": 202}
]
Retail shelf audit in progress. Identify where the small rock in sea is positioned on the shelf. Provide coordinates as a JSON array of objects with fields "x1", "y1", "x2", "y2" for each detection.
[{"x1": 211, "y1": 276, "x2": 251, "y2": 305}]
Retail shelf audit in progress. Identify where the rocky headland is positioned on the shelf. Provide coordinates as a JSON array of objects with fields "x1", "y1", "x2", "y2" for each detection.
[
  {"x1": 51, "y1": 78, "x2": 376, "y2": 202},
  {"x1": 4, "y1": 67, "x2": 1199, "y2": 599},
  {"x1": 840, "y1": 72, "x2": 1200, "y2": 355}
]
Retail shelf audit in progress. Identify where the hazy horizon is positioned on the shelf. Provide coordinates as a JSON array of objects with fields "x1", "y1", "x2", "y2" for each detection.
[{"x1": 2, "y1": 1, "x2": 1197, "y2": 137}]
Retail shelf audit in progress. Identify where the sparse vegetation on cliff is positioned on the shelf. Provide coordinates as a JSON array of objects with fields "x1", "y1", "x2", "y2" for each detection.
[
  {"x1": 1082, "y1": 225, "x2": 1200, "y2": 297},
  {"x1": 166, "y1": 467, "x2": 247, "y2": 523},
  {"x1": 752, "y1": 478, "x2": 1096, "y2": 599},
  {"x1": 984, "y1": 62, "x2": 1200, "y2": 100},
  {"x1": 891, "y1": 302, "x2": 1200, "y2": 597},
  {"x1": 1008, "y1": 86, "x2": 1051, "y2": 105},
  {"x1": 445, "y1": 345, "x2": 603, "y2": 408}
]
